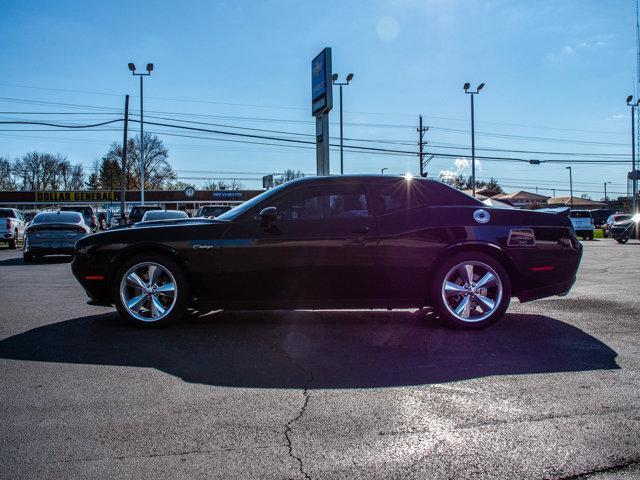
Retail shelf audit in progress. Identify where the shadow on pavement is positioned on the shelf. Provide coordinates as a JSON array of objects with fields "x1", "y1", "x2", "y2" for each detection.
[
  {"x1": 0, "y1": 255, "x2": 72, "y2": 266},
  {"x1": 0, "y1": 310, "x2": 619, "y2": 389}
]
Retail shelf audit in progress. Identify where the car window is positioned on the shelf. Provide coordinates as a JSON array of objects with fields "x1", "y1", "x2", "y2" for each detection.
[
  {"x1": 569, "y1": 211, "x2": 591, "y2": 218},
  {"x1": 274, "y1": 185, "x2": 369, "y2": 220},
  {"x1": 371, "y1": 180, "x2": 429, "y2": 215},
  {"x1": 33, "y1": 212, "x2": 83, "y2": 223},
  {"x1": 614, "y1": 215, "x2": 632, "y2": 222},
  {"x1": 0, "y1": 208, "x2": 17, "y2": 219}
]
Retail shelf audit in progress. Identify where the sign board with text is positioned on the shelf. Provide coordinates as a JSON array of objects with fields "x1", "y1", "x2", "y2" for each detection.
[
  {"x1": 35, "y1": 191, "x2": 115, "y2": 202},
  {"x1": 312, "y1": 48, "x2": 333, "y2": 116}
]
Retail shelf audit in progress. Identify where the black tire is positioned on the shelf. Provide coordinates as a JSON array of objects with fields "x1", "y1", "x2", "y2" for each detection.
[
  {"x1": 616, "y1": 237, "x2": 629, "y2": 244},
  {"x1": 588, "y1": 232, "x2": 594, "y2": 240},
  {"x1": 23, "y1": 252, "x2": 33, "y2": 263},
  {"x1": 430, "y1": 252, "x2": 511, "y2": 330},
  {"x1": 112, "y1": 253, "x2": 190, "y2": 327},
  {"x1": 8, "y1": 237, "x2": 16, "y2": 249}
]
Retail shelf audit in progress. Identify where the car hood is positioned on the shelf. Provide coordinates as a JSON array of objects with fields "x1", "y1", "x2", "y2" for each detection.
[{"x1": 111, "y1": 218, "x2": 225, "y2": 230}]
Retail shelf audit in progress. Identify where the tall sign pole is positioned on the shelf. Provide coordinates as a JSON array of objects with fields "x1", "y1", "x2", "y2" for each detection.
[
  {"x1": 120, "y1": 94, "x2": 129, "y2": 222},
  {"x1": 312, "y1": 48, "x2": 333, "y2": 176}
]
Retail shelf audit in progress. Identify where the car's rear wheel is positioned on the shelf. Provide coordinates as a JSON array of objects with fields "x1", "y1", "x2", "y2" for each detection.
[
  {"x1": 8, "y1": 234, "x2": 17, "y2": 249},
  {"x1": 113, "y1": 254, "x2": 190, "y2": 327},
  {"x1": 430, "y1": 252, "x2": 511, "y2": 329},
  {"x1": 616, "y1": 237, "x2": 629, "y2": 244},
  {"x1": 23, "y1": 252, "x2": 33, "y2": 263}
]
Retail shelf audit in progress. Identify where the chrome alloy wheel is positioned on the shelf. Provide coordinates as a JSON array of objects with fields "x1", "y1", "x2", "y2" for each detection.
[
  {"x1": 119, "y1": 262, "x2": 177, "y2": 322},
  {"x1": 441, "y1": 261, "x2": 503, "y2": 323}
]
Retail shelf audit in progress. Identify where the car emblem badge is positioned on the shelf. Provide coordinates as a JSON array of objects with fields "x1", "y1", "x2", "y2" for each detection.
[{"x1": 473, "y1": 209, "x2": 490, "y2": 224}]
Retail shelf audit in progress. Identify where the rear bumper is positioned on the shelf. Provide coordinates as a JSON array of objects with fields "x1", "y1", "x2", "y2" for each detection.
[
  {"x1": 71, "y1": 254, "x2": 112, "y2": 304},
  {"x1": 517, "y1": 276, "x2": 577, "y2": 303},
  {"x1": 26, "y1": 246, "x2": 75, "y2": 256}
]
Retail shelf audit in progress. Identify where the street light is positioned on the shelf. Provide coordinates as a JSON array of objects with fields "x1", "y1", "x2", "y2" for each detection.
[
  {"x1": 626, "y1": 95, "x2": 639, "y2": 215},
  {"x1": 332, "y1": 73, "x2": 354, "y2": 175},
  {"x1": 566, "y1": 166, "x2": 573, "y2": 209},
  {"x1": 128, "y1": 62, "x2": 154, "y2": 205},
  {"x1": 604, "y1": 181, "x2": 611, "y2": 208},
  {"x1": 464, "y1": 82, "x2": 485, "y2": 197}
]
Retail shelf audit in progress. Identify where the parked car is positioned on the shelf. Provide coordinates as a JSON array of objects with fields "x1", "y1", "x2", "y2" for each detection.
[
  {"x1": 140, "y1": 210, "x2": 189, "y2": 222},
  {"x1": 128, "y1": 205, "x2": 163, "y2": 224},
  {"x1": 602, "y1": 214, "x2": 631, "y2": 238},
  {"x1": 60, "y1": 205, "x2": 98, "y2": 232},
  {"x1": 589, "y1": 209, "x2": 614, "y2": 229},
  {"x1": 610, "y1": 214, "x2": 639, "y2": 244},
  {"x1": 195, "y1": 205, "x2": 232, "y2": 218},
  {"x1": 0, "y1": 208, "x2": 26, "y2": 249},
  {"x1": 72, "y1": 175, "x2": 583, "y2": 329},
  {"x1": 23, "y1": 211, "x2": 91, "y2": 262},
  {"x1": 569, "y1": 210, "x2": 594, "y2": 240}
]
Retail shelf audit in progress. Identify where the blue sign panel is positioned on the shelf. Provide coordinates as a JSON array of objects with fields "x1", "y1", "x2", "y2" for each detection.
[
  {"x1": 212, "y1": 191, "x2": 243, "y2": 199},
  {"x1": 311, "y1": 47, "x2": 332, "y2": 116}
]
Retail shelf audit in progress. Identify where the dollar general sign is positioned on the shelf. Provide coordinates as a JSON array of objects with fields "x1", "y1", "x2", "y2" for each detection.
[{"x1": 35, "y1": 191, "x2": 115, "y2": 202}]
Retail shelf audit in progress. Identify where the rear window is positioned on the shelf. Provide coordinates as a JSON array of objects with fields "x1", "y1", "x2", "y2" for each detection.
[
  {"x1": 61, "y1": 206, "x2": 93, "y2": 216},
  {"x1": 33, "y1": 212, "x2": 82, "y2": 223},
  {"x1": 614, "y1": 215, "x2": 632, "y2": 222},
  {"x1": 131, "y1": 207, "x2": 161, "y2": 216},
  {"x1": 143, "y1": 210, "x2": 188, "y2": 221},
  {"x1": 570, "y1": 211, "x2": 592, "y2": 218},
  {"x1": 0, "y1": 208, "x2": 16, "y2": 218}
]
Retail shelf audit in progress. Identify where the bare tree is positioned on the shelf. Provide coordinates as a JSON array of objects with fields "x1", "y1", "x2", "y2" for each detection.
[
  {"x1": 12, "y1": 152, "x2": 85, "y2": 190},
  {"x1": 0, "y1": 157, "x2": 17, "y2": 191},
  {"x1": 203, "y1": 179, "x2": 244, "y2": 190},
  {"x1": 167, "y1": 181, "x2": 194, "y2": 191},
  {"x1": 100, "y1": 133, "x2": 175, "y2": 190},
  {"x1": 273, "y1": 169, "x2": 305, "y2": 186}
]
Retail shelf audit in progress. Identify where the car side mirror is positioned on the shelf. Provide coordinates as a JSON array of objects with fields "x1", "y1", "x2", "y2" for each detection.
[{"x1": 259, "y1": 206, "x2": 278, "y2": 226}]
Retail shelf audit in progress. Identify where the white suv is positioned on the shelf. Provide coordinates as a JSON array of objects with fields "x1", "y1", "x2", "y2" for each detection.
[
  {"x1": 1, "y1": 208, "x2": 26, "y2": 249},
  {"x1": 569, "y1": 210, "x2": 594, "y2": 240}
]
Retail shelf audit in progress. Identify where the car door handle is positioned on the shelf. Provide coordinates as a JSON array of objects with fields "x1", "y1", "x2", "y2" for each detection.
[{"x1": 352, "y1": 227, "x2": 370, "y2": 234}]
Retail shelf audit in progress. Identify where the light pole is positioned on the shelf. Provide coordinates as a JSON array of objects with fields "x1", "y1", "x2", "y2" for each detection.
[
  {"x1": 566, "y1": 166, "x2": 573, "y2": 209},
  {"x1": 464, "y1": 82, "x2": 485, "y2": 197},
  {"x1": 381, "y1": 167, "x2": 388, "y2": 174},
  {"x1": 604, "y1": 181, "x2": 611, "y2": 208},
  {"x1": 626, "y1": 95, "x2": 638, "y2": 214},
  {"x1": 332, "y1": 73, "x2": 354, "y2": 175},
  {"x1": 128, "y1": 62, "x2": 153, "y2": 205}
]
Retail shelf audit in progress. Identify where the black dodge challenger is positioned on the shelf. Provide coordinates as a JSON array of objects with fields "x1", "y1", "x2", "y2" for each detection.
[{"x1": 72, "y1": 175, "x2": 582, "y2": 329}]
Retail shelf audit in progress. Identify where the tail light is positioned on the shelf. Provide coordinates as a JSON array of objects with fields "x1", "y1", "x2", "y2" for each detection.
[
  {"x1": 74, "y1": 225, "x2": 87, "y2": 233},
  {"x1": 6, "y1": 218, "x2": 11, "y2": 230}
]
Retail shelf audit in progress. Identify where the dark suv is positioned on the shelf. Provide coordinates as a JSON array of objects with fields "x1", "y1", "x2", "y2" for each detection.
[
  {"x1": 60, "y1": 205, "x2": 98, "y2": 231},
  {"x1": 195, "y1": 205, "x2": 232, "y2": 218},
  {"x1": 128, "y1": 206, "x2": 162, "y2": 224}
]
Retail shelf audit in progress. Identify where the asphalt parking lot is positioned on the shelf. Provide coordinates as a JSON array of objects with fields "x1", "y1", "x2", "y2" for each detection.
[{"x1": 0, "y1": 239, "x2": 639, "y2": 480}]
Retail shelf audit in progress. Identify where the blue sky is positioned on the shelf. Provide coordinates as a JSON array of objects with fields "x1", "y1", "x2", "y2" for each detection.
[{"x1": 0, "y1": 0, "x2": 637, "y2": 198}]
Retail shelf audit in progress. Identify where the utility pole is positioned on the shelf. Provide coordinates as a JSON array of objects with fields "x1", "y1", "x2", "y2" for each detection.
[
  {"x1": 604, "y1": 181, "x2": 610, "y2": 208},
  {"x1": 331, "y1": 73, "x2": 353, "y2": 175},
  {"x1": 120, "y1": 94, "x2": 129, "y2": 223},
  {"x1": 418, "y1": 115, "x2": 428, "y2": 176},
  {"x1": 464, "y1": 83, "x2": 485, "y2": 197},
  {"x1": 627, "y1": 95, "x2": 638, "y2": 214},
  {"x1": 128, "y1": 62, "x2": 153, "y2": 205},
  {"x1": 566, "y1": 166, "x2": 573, "y2": 209}
]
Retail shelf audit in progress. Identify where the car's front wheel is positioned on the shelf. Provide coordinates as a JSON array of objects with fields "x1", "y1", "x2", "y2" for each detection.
[
  {"x1": 616, "y1": 237, "x2": 629, "y2": 244},
  {"x1": 113, "y1": 254, "x2": 190, "y2": 327},
  {"x1": 430, "y1": 253, "x2": 511, "y2": 329}
]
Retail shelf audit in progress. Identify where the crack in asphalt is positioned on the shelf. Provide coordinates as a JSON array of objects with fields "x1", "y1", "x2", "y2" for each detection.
[
  {"x1": 549, "y1": 458, "x2": 640, "y2": 479},
  {"x1": 285, "y1": 387, "x2": 312, "y2": 480}
]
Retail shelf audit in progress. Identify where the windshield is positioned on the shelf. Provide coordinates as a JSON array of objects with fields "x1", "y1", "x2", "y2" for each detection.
[
  {"x1": 216, "y1": 184, "x2": 288, "y2": 220},
  {"x1": 614, "y1": 215, "x2": 632, "y2": 222},
  {"x1": 33, "y1": 212, "x2": 83, "y2": 224},
  {"x1": 0, "y1": 208, "x2": 16, "y2": 218}
]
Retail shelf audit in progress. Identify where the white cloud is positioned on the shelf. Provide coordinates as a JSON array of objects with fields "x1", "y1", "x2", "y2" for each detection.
[
  {"x1": 612, "y1": 114, "x2": 624, "y2": 119},
  {"x1": 562, "y1": 45, "x2": 574, "y2": 55}
]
